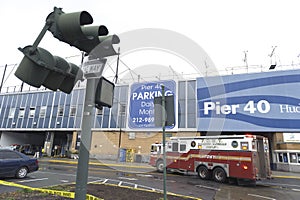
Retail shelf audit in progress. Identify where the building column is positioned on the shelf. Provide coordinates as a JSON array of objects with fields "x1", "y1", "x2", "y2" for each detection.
[{"x1": 44, "y1": 132, "x2": 54, "y2": 157}]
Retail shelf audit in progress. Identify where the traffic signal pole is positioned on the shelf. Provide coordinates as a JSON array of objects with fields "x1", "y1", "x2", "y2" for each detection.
[
  {"x1": 161, "y1": 85, "x2": 167, "y2": 200},
  {"x1": 14, "y1": 7, "x2": 120, "y2": 199},
  {"x1": 75, "y1": 77, "x2": 96, "y2": 200},
  {"x1": 32, "y1": 23, "x2": 50, "y2": 50}
]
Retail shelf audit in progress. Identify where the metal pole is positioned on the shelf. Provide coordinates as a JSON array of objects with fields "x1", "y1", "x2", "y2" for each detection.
[
  {"x1": 32, "y1": 23, "x2": 50, "y2": 50},
  {"x1": 74, "y1": 77, "x2": 96, "y2": 200},
  {"x1": 161, "y1": 84, "x2": 167, "y2": 200},
  {"x1": 117, "y1": 104, "x2": 122, "y2": 162}
]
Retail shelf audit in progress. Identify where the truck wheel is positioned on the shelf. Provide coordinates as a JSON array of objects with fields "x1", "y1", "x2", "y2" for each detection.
[
  {"x1": 213, "y1": 167, "x2": 227, "y2": 183},
  {"x1": 156, "y1": 160, "x2": 164, "y2": 173},
  {"x1": 197, "y1": 166, "x2": 211, "y2": 180}
]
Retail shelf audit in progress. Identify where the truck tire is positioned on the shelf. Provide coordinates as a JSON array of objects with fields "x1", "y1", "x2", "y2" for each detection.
[
  {"x1": 156, "y1": 160, "x2": 164, "y2": 173},
  {"x1": 212, "y1": 167, "x2": 227, "y2": 183},
  {"x1": 197, "y1": 166, "x2": 211, "y2": 180}
]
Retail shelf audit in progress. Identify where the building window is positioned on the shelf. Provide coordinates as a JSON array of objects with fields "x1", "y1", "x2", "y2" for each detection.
[
  {"x1": 96, "y1": 107, "x2": 103, "y2": 115},
  {"x1": 119, "y1": 104, "x2": 126, "y2": 114},
  {"x1": 70, "y1": 106, "x2": 76, "y2": 116},
  {"x1": 29, "y1": 107, "x2": 35, "y2": 118},
  {"x1": 278, "y1": 152, "x2": 288, "y2": 163},
  {"x1": 8, "y1": 108, "x2": 16, "y2": 118},
  {"x1": 39, "y1": 106, "x2": 47, "y2": 118},
  {"x1": 58, "y1": 106, "x2": 64, "y2": 117},
  {"x1": 290, "y1": 153, "x2": 298, "y2": 163},
  {"x1": 18, "y1": 108, "x2": 25, "y2": 118}
]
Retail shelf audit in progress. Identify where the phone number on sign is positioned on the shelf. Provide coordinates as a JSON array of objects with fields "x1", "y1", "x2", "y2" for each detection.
[{"x1": 132, "y1": 117, "x2": 155, "y2": 123}]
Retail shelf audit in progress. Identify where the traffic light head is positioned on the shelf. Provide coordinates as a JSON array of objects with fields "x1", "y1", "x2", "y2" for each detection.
[
  {"x1": 15, "y1": 7, "x2": 119, "y2": 95},
  {"x1": 46, "y1": 7, "x2": 118, "y2": 55},
  {"x1": 15, "y1": 46, "x2": 54, "y2": 88},
  {"x1": 15, "y1": 45, "x2": 83, "y2": 94}
]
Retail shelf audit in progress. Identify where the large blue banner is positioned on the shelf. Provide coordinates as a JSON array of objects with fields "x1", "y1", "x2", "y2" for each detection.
[
  {"x1": 128, "y1": 80, "x2": 176, "y2": 129},
  {"x1": 197, "y1": 69, "x2": 300, "y2": 132}
]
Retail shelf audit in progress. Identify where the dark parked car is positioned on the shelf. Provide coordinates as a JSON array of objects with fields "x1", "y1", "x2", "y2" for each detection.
[
  {"x1": 0, "y1": 149, "x2": 39, "y2": 178},
  {"x1": 19, "y1": 144, "x2": 41, "y2": 155}
]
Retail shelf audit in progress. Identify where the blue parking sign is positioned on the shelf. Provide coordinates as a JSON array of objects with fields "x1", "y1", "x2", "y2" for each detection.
[{"x1": 128, "y1": 80, "x2": 176, "y2": 129}]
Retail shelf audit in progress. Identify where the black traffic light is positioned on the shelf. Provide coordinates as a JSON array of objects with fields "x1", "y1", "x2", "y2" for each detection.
[
  {"x1": 15, "y1": 45, "x2": 83, "y2": 94},
  {"x1": 15, "y1": 7, "x2": 119, "y2": 94},
  {"x1": 154, "y1": 95, "x2": 175, "y2": 127},
  {"x1": 46, "y1": 7, "x2": 110, "y2": 54}
]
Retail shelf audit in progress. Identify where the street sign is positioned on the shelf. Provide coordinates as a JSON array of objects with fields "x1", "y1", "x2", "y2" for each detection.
[
  {"x1": 128, "y1": 80, "x2": 176, "y2": 129},
  {"x1": 82, "y1": 58, "x2": 107, "y2": 78}
]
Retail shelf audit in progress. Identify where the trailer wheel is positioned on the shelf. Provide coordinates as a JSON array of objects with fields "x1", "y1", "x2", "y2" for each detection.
[
  {"x1": 197, "y1": 166, "x2": 211, "y2": 180},
  {"x1": 212, "y1": 167, "x2": 227, "y2": 183},
  {"x1": 156, "y1": 160, "x2": 164, "y2": 173}
]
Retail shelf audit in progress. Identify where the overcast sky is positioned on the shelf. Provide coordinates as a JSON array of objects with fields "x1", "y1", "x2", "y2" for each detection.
[{"x1": 1, "y1": 0, "x2": 300, "y2": 85}]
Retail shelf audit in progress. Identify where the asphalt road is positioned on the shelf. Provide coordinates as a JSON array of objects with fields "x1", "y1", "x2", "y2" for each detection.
[{"x1": 1, "y1": 158, "x2": 300, "y2": 200}]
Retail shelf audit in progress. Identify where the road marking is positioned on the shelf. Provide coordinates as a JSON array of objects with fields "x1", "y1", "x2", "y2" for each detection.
[
  {"x1": 46, "y1": 159, "x2": 154, "y2": 169},
  {"x1": 195, "y1": 184, "x2": 221, "y2": 191},
  {"x1": 18, "y1": 178, "x2": 48, "y2": 183},
  {"x1": 118, "y1": 181, "x2": 122, "y2": 186},
  {"x1": 136, "y1": 174, "x2": 153, "y2": 177},
  {"x1": 60, "y1": 180, "x2": 69, "y2": 183},
  {"x1": 248, "y1": 194, "x2": 276, "y2": 200},
  {"x1": 118, "y1": 177, "x2": 138, "y2": 181},
  {"x1": 102, "y1": 179, "x2": 108, "y2": 183},
  {"x1": 272, "y1": 175, "x2": 300, "y2": 180},
  {"x1": 292, "y1": 188, "x2": 300, "y2": 192}
]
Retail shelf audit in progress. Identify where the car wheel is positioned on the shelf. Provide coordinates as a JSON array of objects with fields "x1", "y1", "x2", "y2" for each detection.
[
  {"x1": 213, "y1": 167, "x2": 227, "y2": 183},
  {"x1": 197, "y1": 166, "x2": 211, "y2": 180},
  {"x1": 156, "y1": 160, "x2": 164, "y2": 173},
  {"x1": 16, "y1": 167, "x2": 28, "y2": 179}
]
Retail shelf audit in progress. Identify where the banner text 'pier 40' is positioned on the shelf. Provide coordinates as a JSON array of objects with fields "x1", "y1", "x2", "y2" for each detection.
[{"x1": 197, "y1": 69, "x2": 300, "y2": 132}]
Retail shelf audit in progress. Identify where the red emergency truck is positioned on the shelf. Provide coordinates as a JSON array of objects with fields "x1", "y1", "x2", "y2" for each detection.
[{"x1": 149, "y1": 135, "x2": 271, "y2": 185}]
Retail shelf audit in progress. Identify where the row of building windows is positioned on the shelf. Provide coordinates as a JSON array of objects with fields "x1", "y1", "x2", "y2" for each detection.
[
  {"x1": 276, "y1": 152, "x2": 300, "y2": 164},
  {"x1": 6, "y1": 106, "x2": 105, "y2": 119},
  {"x1": 7, "y1": 106, "x2": 80, "y2": 118}
]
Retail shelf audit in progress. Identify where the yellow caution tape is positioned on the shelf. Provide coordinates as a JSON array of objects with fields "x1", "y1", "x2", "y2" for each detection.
[{"x1": 0, "y1": 180, "x2": 102, "y2": 200}]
